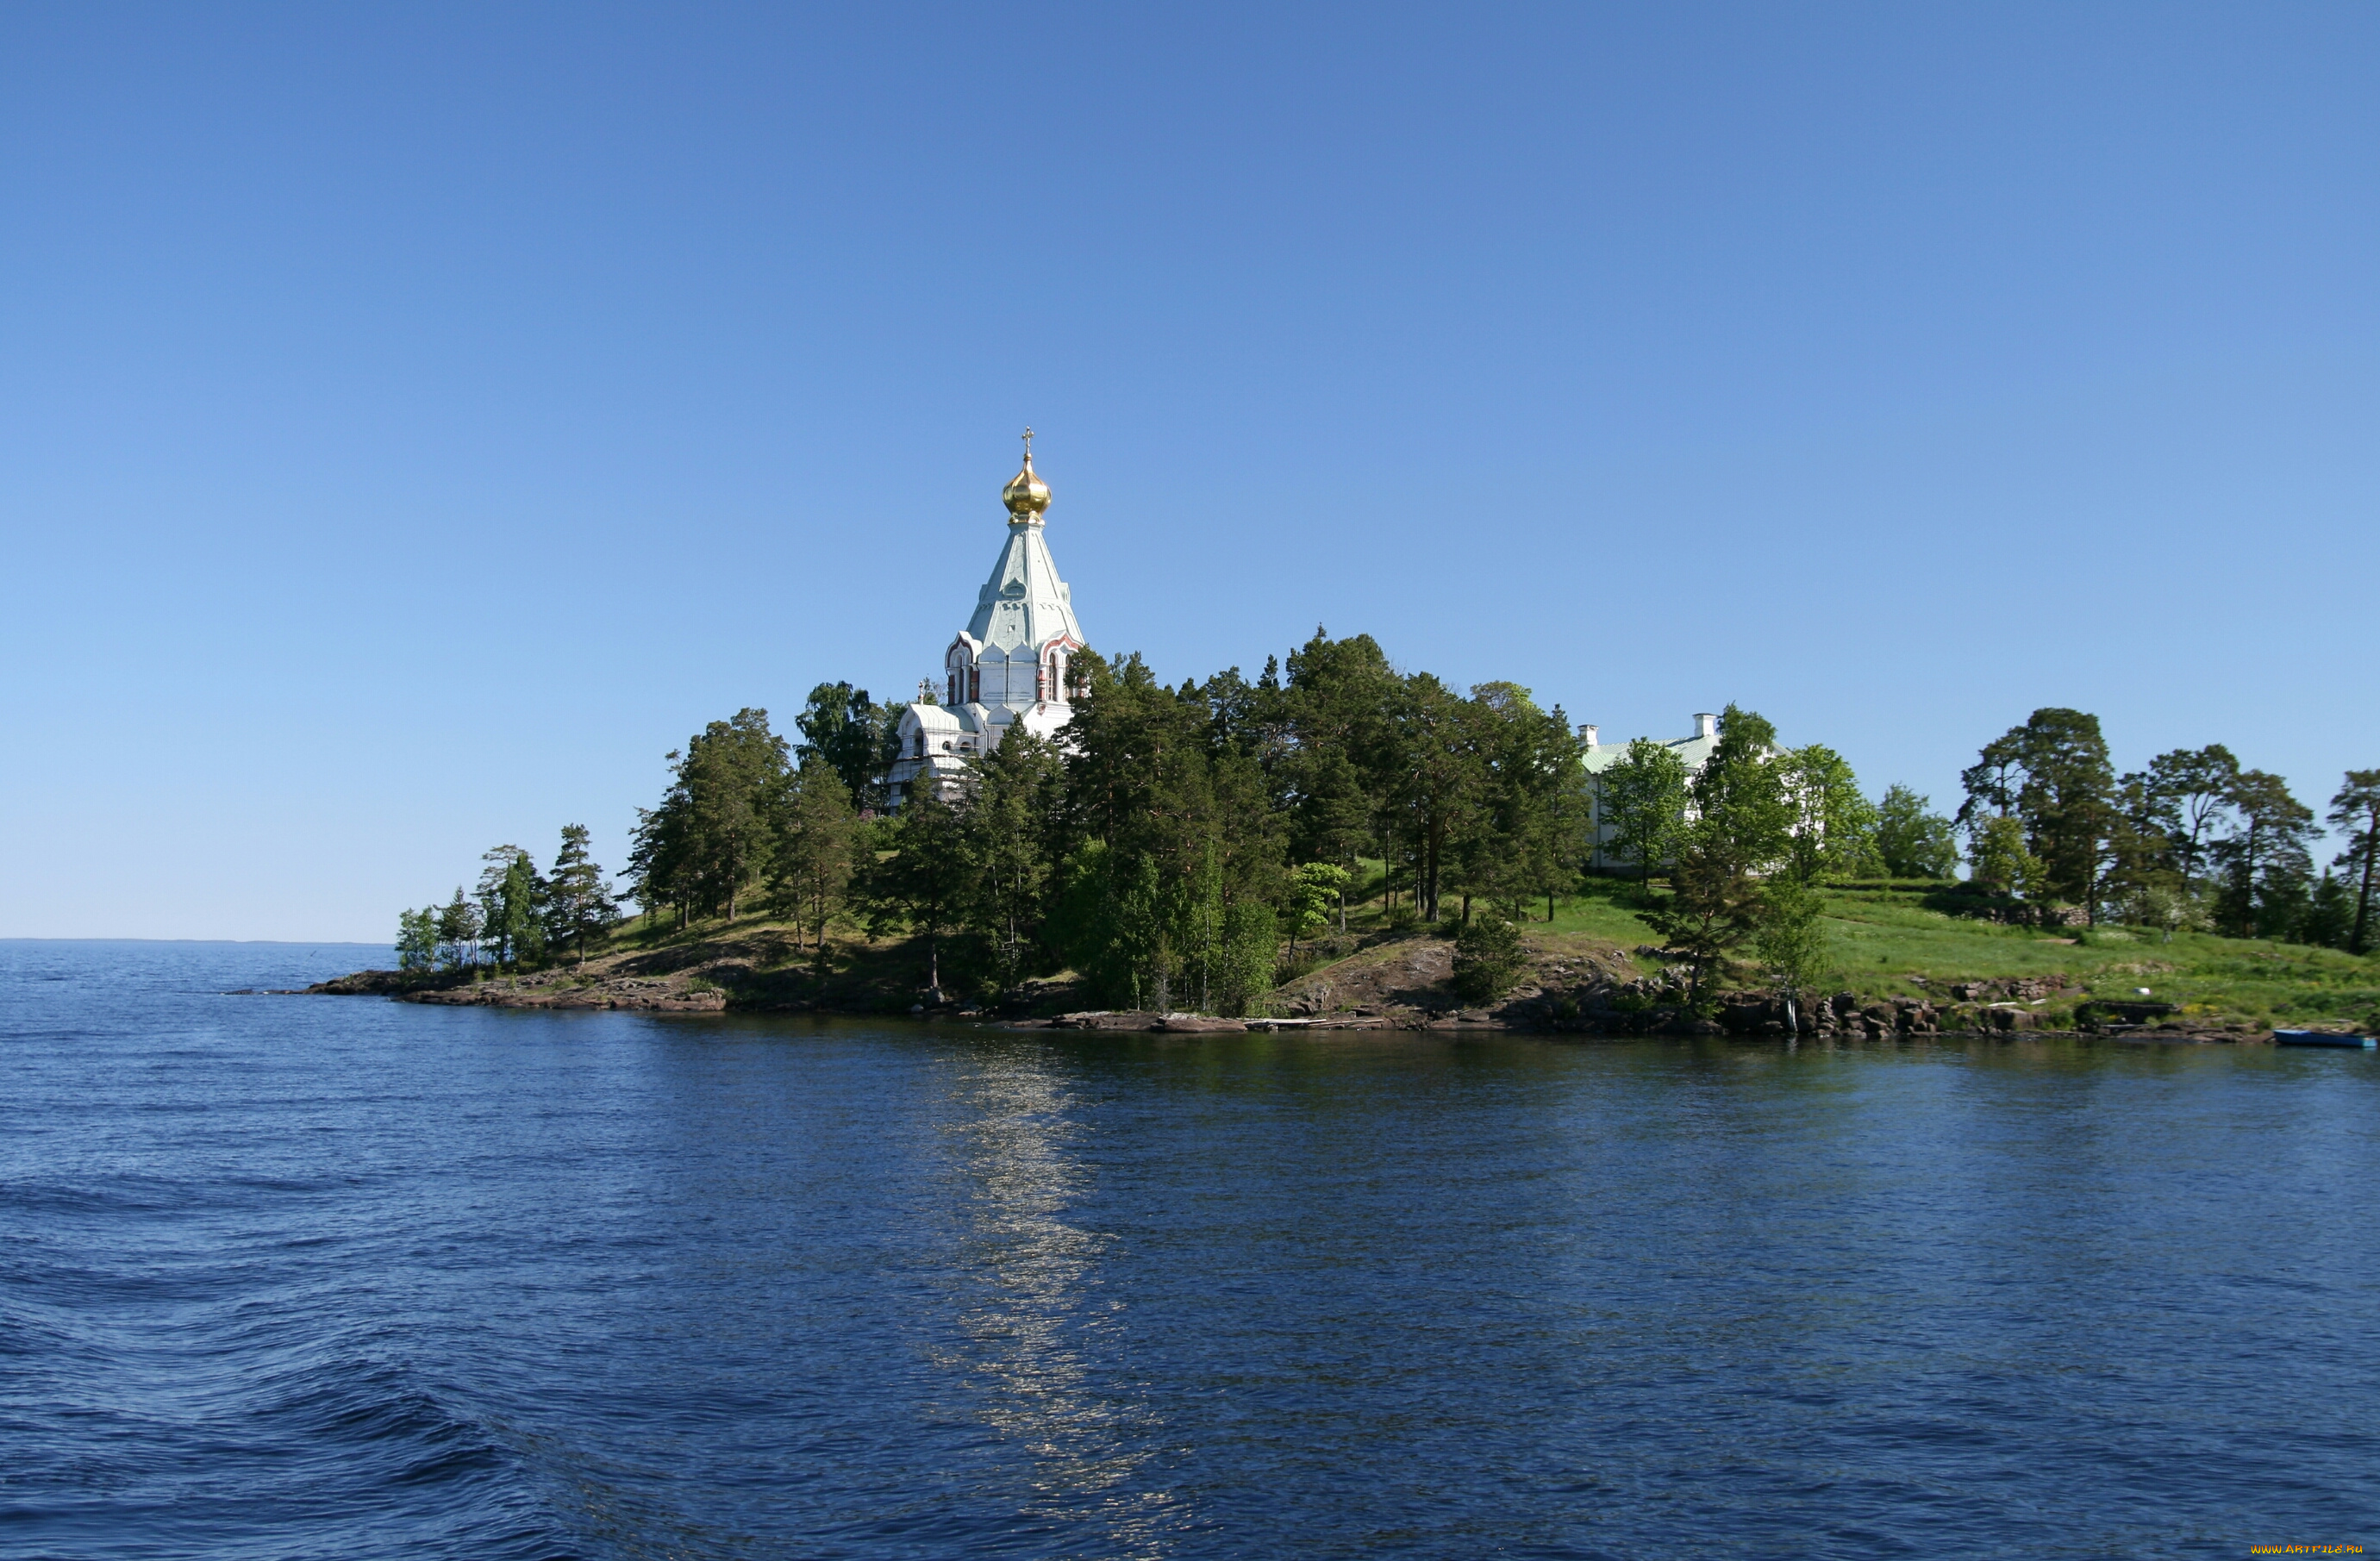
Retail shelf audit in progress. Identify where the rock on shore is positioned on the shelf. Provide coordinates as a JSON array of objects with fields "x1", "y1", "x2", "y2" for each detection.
[{"x1": 307, "y1": 969, "x2": 728, "y2": 1012}]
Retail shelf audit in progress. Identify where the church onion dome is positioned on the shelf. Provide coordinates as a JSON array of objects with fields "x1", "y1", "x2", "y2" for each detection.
[{"x1": 1003, "y1": 433, "x2": 1051, "y2": 521}]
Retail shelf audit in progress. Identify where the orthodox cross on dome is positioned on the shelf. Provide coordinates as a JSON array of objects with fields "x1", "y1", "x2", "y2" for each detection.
[{"x1": 1021, "y1": 426, "x2": 1033, "y2": 456}]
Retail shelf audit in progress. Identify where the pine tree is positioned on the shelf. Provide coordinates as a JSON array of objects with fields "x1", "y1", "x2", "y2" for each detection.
[
  {"x1": 1958, "y1": 709, "x2": 2118, "y2": 917},
  {"x1": 477, "y1": 846, "x2": 545, "y2": 971},
  {"x1": 2302, "y1": 870, "x2": 2355, "y2": 951},
  {"x1": 547, "y1": 824, "x2": 615, "y2": 965},
  {"x1": 2327, "y1": 769, "x2": 2380, "y2": 955},
  {"x1": 957, "y1": 731, "x2": 1061, "y2": 996},
  {"x1": 862, "y1": 785, "x2": 967, "y2": 999},
  {"x1": 2212, "y1": 770, "x2": 2314, "y2": 939},
  {"x1": 1385, "y1": 673, "x2": 1479, "y2": 922},
  {"x1": 434, "y1": 889, "x2": 483, "y2": 971},
  {"x1": 631, "y1": 709, "x2": 790, "y2": 924},
  {"x1": 2127, "y1": 745, "x2": 2241, "y2": 884},
  {"x1": 771, "y1": 761, "x2": 859, "y2": 961},
  {"x1": 1640, "y1": 836, "x2": 1764, "y2": 1008}
]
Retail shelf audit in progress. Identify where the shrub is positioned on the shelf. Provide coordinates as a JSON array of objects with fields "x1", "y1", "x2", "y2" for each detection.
[{"x1": 1452, "y1": 916, "x2": 1528, "y2": 1005}]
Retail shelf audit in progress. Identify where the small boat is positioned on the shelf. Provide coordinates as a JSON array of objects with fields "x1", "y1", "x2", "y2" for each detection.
[{"x1": 2273, "y1": 1029, "x2": 2377, "y2": 1049}]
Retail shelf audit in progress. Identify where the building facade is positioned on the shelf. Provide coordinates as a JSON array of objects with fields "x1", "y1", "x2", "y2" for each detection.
[{"x1": 885, "y1": 437, "x2": 1088, "y2": 807}]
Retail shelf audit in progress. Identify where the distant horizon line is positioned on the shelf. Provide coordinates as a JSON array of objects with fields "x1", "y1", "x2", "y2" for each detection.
[{"x1": 0, "y1": 937, "x2": 390, "y2": 946}]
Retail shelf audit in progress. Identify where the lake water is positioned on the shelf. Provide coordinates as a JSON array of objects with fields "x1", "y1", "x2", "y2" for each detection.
[{"x1": 3, "y1": 940, "x2": 2374, "y2": 1559}]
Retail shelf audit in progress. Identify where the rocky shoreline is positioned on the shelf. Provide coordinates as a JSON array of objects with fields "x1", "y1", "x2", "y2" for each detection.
[
  {"x1": 303, "y1": 965, "x2": 2273, "y2": 1043},
  {"x1": 305, "y1": 968, "x2": 728, "y2": 1012}
]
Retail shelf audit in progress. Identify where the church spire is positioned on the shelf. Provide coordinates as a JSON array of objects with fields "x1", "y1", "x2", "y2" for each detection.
[{"x1": 1002, "y1": 427, "x2": 1051, "y2": 522}]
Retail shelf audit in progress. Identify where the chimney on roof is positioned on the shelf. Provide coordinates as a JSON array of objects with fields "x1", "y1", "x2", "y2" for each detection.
[
  {"x1": 1694, "y1": 712, "x2": 1719, "y2": 739},
  {"x1": 1577, "y1": 723, "x2": 1598, "y2": 748}
]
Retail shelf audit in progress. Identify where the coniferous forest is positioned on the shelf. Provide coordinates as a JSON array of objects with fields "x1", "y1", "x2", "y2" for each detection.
[{"x1": 393, "y1": 628, "x2": 2380, "y2": 1020}]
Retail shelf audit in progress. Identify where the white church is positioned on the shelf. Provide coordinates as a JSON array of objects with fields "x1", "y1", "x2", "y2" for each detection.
[
  {"x1": 884, "y1": 434, "x2": 1088, "y2": 808},
  {"x1": 880, "y1": 435, "x2": 1736, "y2": 850}
]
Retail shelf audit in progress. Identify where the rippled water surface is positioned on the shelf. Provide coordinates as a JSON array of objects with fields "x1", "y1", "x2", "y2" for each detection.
[{"x1": 3, "y1": 940, "x2": 2376, "y2": 1558}]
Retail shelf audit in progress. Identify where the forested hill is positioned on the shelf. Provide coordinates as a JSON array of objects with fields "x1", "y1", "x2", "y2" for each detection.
[{"x1": 378, "y1": 627, "x2": 2377, "y2": 1027}]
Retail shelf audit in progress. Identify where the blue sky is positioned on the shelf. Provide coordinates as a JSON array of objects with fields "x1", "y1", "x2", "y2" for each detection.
[{"x1": 3, "y1": 3, "x2": 2373, "y2": 940}]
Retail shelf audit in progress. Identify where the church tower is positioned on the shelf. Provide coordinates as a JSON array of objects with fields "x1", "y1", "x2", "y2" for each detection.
[{"x1": 886, "y1": 433, "x2": 1088, "y2": 805}]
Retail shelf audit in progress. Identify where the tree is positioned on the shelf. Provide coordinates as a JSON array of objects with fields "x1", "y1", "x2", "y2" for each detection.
[
  {"x1": 1958, "y1": 709, "x2": 2118, "y2": 917},
  {"x1": 396, "y1": 907, "x2": 439, "y2": 972},
  {"x1": 2327, "y1": 769, "x2": 2380, "y2": 954},
  {"x1": 771, "y1": 761, "x2": 859, "y2": 960},
  {"x1": 958, "y1": 731, "x2": 1062, "y2": 995},
  {"x1": 1451, "y1": 915, "x2": 1527, "y2": 1005},
  {"x1": 863, "y1": 784, "x2": 968, "y2": 998},
  {"x1": 1752, "y1": 877, "x2": 1831, "y2": 1035},
  {"x1": 1287, "y1": 750, "x2": 1371, "y2": 931},
  {"x1": 1279, "y1": 628, "x2": 1399, "y2": 921},
  {"x1": 1640, "y1": 835, "x2": 1764, "y2": 1008},
  {"x1": 1634, "y1": 707, "x2": 1790, "y2": 1008},
  {"x1": 1777, "y1": 743, "x2": 1879, "y2": 884},
  {"x1": 546, "y1": 824, "x2": 615, "y2": 965},
  {"x1": 626, "y1": 786, "x2": 695, "y2": 928},
  {"x1": 434, "y1": 888, "x2": 483, "y2": 971},
  {"x1": 2301, "y1": 870, "x2": 2356, "y2": 952},
  {"x1": 631, "y1": 709, "x2": 790, "y2": 924},
  {"x1": 1969, "y1": 815, "x2": 2042, "y2": 899},
  {"x1": 1596, "y1": 739, "x2": 1691, "y2": 898},
  {"x1": 2128, "y1": 745, "x2": 2240, "y2": 884},
  {"x1": 2127, "y1": 881, "x2": 2208, "y2": 943},
  {"x1": 1384, "y1": 672, "x2": 1480, "y2": 922},
  {"x1": 1053, "y1": 647, "x2": 1287, "y2": 1012},
  {"x1": 795, "y1": 682, "x2": 887, "y2": 810},
  {"x1": 478, "y1": 846, "x2": 546, "y2": 971},
  {"x1": 1286, "y1": 862, "x2": 1351, "y2": 958},
  {"x1": 1873, "y1": 785, "x2": 1960, "y2": 879},
  {"x1": 1691, "y1": 705, "x2": 1793, "y2": 877},
  {"x1": 2212, "y1": 770, "x2": 2314, "y2": 940},
  {"x1": 1450, "y1": 682, "x2": 1581, "y2": 924}
]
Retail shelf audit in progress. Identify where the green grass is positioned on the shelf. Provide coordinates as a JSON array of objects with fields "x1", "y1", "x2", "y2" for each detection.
[
  {"x1": 1339, "y1": 867, "x2": 2380, "y2": 1028},
  {"x1": 1811, "y1": 888, "x2": 2380, "y2": 1028}
]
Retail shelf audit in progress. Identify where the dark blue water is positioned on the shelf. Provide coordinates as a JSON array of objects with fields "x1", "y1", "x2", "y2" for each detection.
[{"x1": 3, "y1": 941, "x2": 2374, "y2": 1559}]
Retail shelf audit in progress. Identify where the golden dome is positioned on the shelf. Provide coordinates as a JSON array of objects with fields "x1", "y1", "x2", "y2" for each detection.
[{"x1": 1003, "y1": 430, "x2": 1050, "y2": 520}]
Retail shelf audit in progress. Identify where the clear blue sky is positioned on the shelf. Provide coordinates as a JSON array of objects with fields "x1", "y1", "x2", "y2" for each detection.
[{"x1": 3, "y1": 3, "x2": 2373, "y2": 940}]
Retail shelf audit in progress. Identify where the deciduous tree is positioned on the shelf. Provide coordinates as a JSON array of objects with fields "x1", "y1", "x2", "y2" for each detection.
[
  {"x1": 1873, "y1": 785, "x2": 1959, "y2": 879},
  {"x1": 795, "y1": 682, "x2": 887, "y2": 809},
  {"x1": 1777, "y1": 743, "x2": 1879, "y2": 884},
  {"x1": 1596, "y1": 739, "x2": 1690, "y2": 899}
]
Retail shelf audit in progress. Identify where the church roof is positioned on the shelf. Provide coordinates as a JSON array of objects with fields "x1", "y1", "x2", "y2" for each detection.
[{"x1": 964, "y1": 517, "x2": 1083, "y2": 655}]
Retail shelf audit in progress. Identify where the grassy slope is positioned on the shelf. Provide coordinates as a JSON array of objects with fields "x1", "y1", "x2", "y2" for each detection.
[
  {"x1": 584, "y1": 871, "x2": 2378, "y2": 1028},
  {"x1": 1455, "y1": 874, "x2": 2380, "y2": 1030}
]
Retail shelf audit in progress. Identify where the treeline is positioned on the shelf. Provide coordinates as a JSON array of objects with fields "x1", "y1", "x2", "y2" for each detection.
[
  {"x1": 394, "y1": 824, "x2": 618, "y2": 972},
  {"x1": 1948, "y1": 708, "x2": 2378, "y2": 952},
  {"x1": 625, "y1": 630, "x2": 1602, "y2": 1012},
  {"x1": 397, "y1": 637, "x2": 2375, "y2": 1012}
]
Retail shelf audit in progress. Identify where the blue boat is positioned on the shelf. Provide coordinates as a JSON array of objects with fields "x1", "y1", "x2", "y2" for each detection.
[{"x1": 2274, "y1": 1029, "x2": 2377, "y2": 1049}]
